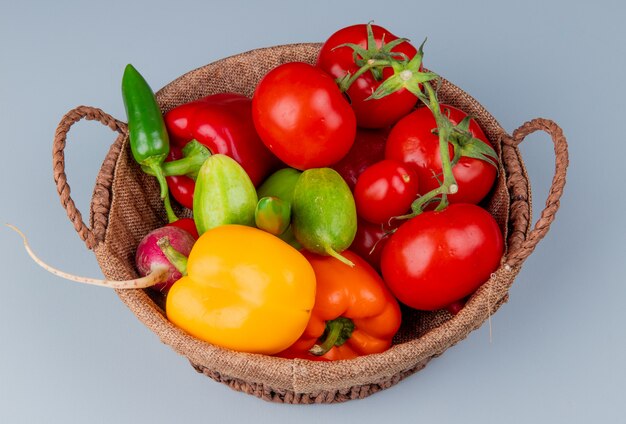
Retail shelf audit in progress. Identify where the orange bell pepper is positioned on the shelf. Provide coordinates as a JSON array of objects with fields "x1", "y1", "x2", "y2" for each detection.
[{"x1": 277, "y1": 250, "x2": 401, "y2": 361}]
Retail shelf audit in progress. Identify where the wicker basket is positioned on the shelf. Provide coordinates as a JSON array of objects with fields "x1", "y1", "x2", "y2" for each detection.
[{"x1": 52, "y1": 43, "x2": 568, "y2": 404}]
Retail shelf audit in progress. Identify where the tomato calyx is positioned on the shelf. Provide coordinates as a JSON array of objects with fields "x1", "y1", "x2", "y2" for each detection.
[
  {"x1": 335, "y1": 24, "x2": 437, "y2": 95},
  {"x1": 368, "y1": 40, "x2": 438, "y2": 100},
  {"x1": 449, "y1": 116, "x2": 499, "y2": 169},
  {"x1": 432, "y1": 114, "x2": 499, "y2": 168},
  {"x1": 337, "y1": 36, "x2": 438, "y2": 100},
  {"x1": 334, "y1": 22, "x2": 409, "y2": 87},
  {"x1": 309, "y1": 317, "x2": 355, "y2": 356}
]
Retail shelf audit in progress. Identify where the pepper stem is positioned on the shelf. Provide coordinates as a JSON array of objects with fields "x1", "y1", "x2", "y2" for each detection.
[
  {"x1": 143, "y1": 140, "x2": 211, "y2": 180},
  {"x1": 156, "y1": 236, "x2": 188, "y2": 276},
  {"x1": 145, "y1": 159, "x2": 178, "y2": 223},
  {"x1": 309, "y1": 317, "x2": 355, "y2": 356}
]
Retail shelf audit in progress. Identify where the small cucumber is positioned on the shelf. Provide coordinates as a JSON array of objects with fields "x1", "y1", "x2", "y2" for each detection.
[
  {"x1": 193, "y1": 154, "x2": 258, "y2": 235},
  {"x1": 291, "y1": 168, "x2": 357, "y2": 266},
  {"x1": 257, "y1": 167, "x2": 302, "y2": 203}
]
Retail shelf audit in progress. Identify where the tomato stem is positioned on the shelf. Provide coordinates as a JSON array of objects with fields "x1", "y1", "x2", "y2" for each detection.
[
  {"x1": 404, "y1": 81, "x2": 458, "y2": 216},
  {"x1": 337, "y1": 37, "x2": 465, "y2": 218},
  {"x1": 425, "y1": 81, "x2": 457, "y2": 194},
  {"x1": 338, "y1": 59, "x2": 393, "y2": 92}
]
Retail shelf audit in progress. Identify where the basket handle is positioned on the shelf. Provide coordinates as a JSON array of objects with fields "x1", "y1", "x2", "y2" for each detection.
[
  {"x1": 502, "y1": 118, "x2": 569, "y2": 269},
  {"x1": 53, "y1": 106, "x2": 128, "y2": 250}
]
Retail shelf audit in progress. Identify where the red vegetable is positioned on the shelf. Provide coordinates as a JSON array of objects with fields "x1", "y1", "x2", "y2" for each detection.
[
  {"x1": 354, "y1": 159, "x2": 419, "y2": 224},
  {"x1": 8, "y1": 224, "x2": 191, "y2": 291},
  {"x1": 135, "y1": 226, "x2": 196, "y2": 293},
  {"x1": 385, "y1": 105, "x2": 497, "y2": 206},
  {"x1": 163, "y1": 93, "x2": 280, "y2": 209},
  {"x1": 166, "y1": 217, "x2": 199, "y2": 239},
  {"x1": 252, "y1": 62, "x2": 356, "y2": 170},
  {"x1": 349, "y1": 218, "x2": 396, "y2": 271},
  {"x1": 331, "y1": 127, "x2": 388, "y2": 191},
  {"x1": 445, "y1": 299, "x2": 467, "y2": 316},
  {"x1": 317, "y1": 23, "x2": 419, "y2": 128},
  {"x1": 380, "y1": 204, "x2": 504, "y2": 311}
]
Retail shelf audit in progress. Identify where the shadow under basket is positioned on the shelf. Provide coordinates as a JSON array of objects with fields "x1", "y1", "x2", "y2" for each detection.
[{"x1": 52, "y1": 43, "x2": 569, "y2": 404}]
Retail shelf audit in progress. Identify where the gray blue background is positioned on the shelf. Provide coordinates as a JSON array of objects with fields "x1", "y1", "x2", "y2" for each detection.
[{"x1": 1, "y1": 0, "x2": 624, "y2": 422}]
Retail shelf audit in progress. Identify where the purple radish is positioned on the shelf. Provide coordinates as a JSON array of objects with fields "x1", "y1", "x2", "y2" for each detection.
[
  {"x1": 135, "y1": 226, "x2": 195, "y2": 293},
  {"x1": 7, "y1": 224, "x2": 195, "y2": 291}
]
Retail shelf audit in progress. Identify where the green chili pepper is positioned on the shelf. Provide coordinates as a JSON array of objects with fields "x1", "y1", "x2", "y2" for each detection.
[{"x1": 122, "y1": 64, "x2": 177, "y2": 222}]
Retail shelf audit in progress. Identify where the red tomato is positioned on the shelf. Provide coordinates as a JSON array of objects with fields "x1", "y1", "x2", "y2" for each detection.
[
  {"x1": 252, "y1": 62, "x2": 356, "y2": 170},
  {"x1": 445, "y1": 299, "x2": 467, "y2": 316},
  {"x1": 317, "y1": 23, "x2": 418, "y2": 129},
  {"x1": 380, "y1": 204, "x2": 503, "y2": 311},
  {"x1": 385, "y1": 105, "x2": 497, "y2": 205},
  {"x1": 349, "y1": 218, "x2": 397, "y2": 271},
  {"x1": 354, "y1": 159, "x2": 419, "y2": 224},
  {"x1": 332, "y1": 127, "x2": 388, "y2": 191}
]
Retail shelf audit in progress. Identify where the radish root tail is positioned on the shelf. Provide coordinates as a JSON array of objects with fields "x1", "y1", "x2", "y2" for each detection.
[{"x1": 6, "y1": 223, "x2": 167, "y2": 289}]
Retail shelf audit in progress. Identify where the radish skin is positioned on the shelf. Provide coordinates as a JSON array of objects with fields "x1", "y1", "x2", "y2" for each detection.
[
  {"x1": 7, "y1": 223, "x2": 170, "y2": 289},
  {"x1": 135, "y1": 226, "x2": 195, "y2": 292}
]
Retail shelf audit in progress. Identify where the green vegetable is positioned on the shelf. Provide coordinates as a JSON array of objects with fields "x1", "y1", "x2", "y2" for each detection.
[
  {"x1": 193, "y1": 154, "x2": 258, "y2": 235},
  {"x1": 122, "y1": 64, "x2": 177, "y2": 222},
  {"x1": 256, "y1": 167, "x2": 302, "y2": 247},
  {"x1": 255, "y1": 197, "x2": 291, "y2": 236},
  {"x1": 142, "y1": 140, "x2": 211, "y2": 180},
  {"x1": 257, "y1": 168, "x2": 302, "y2": 203},
  {"x1": 291, "y1": 168, "x2": 357, "y2": 266}
]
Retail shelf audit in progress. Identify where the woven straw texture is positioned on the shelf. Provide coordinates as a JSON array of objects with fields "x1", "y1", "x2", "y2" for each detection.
[{"x1": 52, "y1": 43, "x2": 568, "y2": 404}]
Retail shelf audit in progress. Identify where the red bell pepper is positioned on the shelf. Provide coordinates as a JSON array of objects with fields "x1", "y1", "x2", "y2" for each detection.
[
  {"x1": 163, "y1": 93, "x2": 280, "y2": 209},
  {"x1": 165, "y1": 217, "x2": 199, "y2": 239}
]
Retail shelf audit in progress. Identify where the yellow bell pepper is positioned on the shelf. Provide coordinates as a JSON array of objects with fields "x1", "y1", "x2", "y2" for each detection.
[{"x1": 166, "y1": 224, "x2": 316, "y2": 355}]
